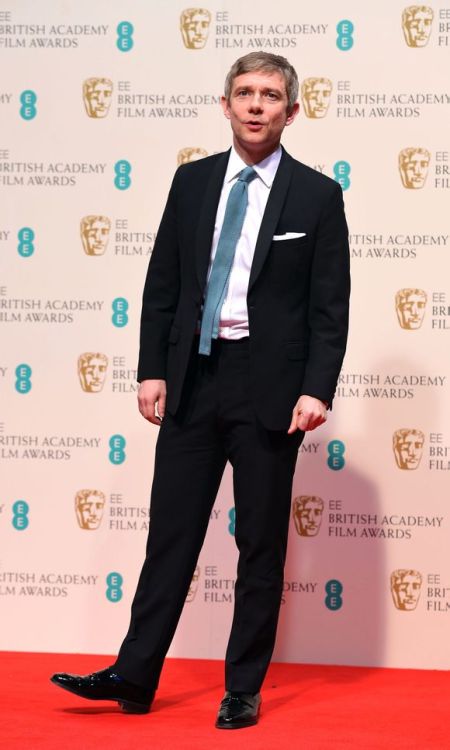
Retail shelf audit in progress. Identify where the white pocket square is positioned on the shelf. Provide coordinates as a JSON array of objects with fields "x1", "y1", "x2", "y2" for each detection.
[{"x1": 273, "y1": 232, "x2": 306, "y2": 241}]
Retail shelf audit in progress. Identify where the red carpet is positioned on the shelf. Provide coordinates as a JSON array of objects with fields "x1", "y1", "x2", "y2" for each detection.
[{"x1": 1, "y1": 653, "x2": 449, "y2": 749}]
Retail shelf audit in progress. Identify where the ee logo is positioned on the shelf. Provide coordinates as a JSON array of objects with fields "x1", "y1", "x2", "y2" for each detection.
[
  {"x1": 325, "y1": 579, "x2": 343, "y2": 610},
  {"x1": 12, "y1": 500, "x2": 29, "y2": 530},
  {"x1": 336, "y1": 20, "x2": 354, "y2": 51},
  {"x1": 20, "y1": 90, "x2": 37, "y2": 120},
  {"x1": 114, "y1": 160, "x2": 132, "y2": 190},
  {"x1": 109, "y1": 434, "x2": 126, "y2": 464},
  {"x1": 112, "y1": 297, "x2": 129, "y2": 327},
  {"x1": 15, "y1": 364, "x2": 32, "y2": 394},
  {"x1": 18, "y1": 227, "x2": 35, "y2": 257},
  {"x1": 333, "y1": 161, "x2": 351, "y2": 191},
  {"x1": 228, "y1": 507, "x2": 236, "y2": 536},
  {"x1": 327, "y1": 440, "x2": 345, "y2": 470},
  {"x1": 116, "y1": 21, "x2": 134, "y2": 52},
  {"x1": 106, "y1": 572, "x2": 123, "y2": 602}
]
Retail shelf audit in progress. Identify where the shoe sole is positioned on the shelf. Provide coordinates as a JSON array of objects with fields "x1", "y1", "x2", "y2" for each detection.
[
  {"x1": 215, "y1": 717, "x2": 259, "y2": 729},
  {"x1": 50, "y1": 677, "x2": 151, "y2": 714}
]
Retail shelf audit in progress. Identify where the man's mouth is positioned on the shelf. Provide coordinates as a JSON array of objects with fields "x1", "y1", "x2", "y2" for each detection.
[{"x1": 245, "y1": 121, "x2": 265, "y2": 131}]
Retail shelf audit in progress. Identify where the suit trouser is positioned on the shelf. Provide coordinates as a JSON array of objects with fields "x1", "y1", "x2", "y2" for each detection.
[{"x1": 114, "y1": 337, "x2": 303, "y2": 693}]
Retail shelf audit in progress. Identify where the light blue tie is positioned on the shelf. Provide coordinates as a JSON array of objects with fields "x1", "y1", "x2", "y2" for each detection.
[{"x1": 199, "y1": 166, "x2": 257, "y2": 355}]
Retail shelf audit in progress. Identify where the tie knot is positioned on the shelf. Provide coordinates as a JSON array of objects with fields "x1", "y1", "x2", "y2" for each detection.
[{"x1": 238, "y1": 166, "x2": 257, "y2": 185}]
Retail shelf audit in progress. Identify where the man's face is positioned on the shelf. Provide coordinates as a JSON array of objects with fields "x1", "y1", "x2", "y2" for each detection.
[
  {"x1": 293, "y1": 497, "x2": 323, "y2": 536},
  {"x1": 399, "y1": 150, "x2": 430, "y2": 189},
  {"x1": 84, "y1": 81, "x2": 113, "y2": 117},
  {"x1": 75, "y1": 492, "x2": 105, "y2": 529},
  {"x1": 403, "y1": 8, "x2": 433, "y2": 47},
  {"x1": 393, "y1": 431, "x2": 424, "y2": 469},
  {"x1": 302, "y1": 80, "x2": 332, "y2": 118},
  {"x1": 396, "y1": 292, "x2": 427, "y2": 329},
  {"x1": 392, "y1": 573, "x2": 422, "y2": 610},
  {"x1": 180, "y1": 10, "x2": 210, "y2": 49},
  {"x1": 79, "y1": 355, "x2": 108, "y2": 392},
  {"x1": 81, "y1": 218, "x2": 110, "y2": 255},
  {"x1": 221, "y1": 71, "x2": 299, "y2": 158}
]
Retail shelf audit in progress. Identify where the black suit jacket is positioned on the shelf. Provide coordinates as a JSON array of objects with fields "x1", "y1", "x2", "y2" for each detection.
[{"x1": 137, "y1": 147, "x2": 350, "y2": 430}]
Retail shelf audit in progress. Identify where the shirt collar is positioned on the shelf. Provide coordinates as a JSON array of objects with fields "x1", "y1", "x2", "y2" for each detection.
[{"x1": 225, "y1": 145, "x2": 282, "y2": 188}]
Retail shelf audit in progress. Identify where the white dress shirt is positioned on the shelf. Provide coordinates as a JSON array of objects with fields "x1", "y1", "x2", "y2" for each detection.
[{"x1": 205, "y1": 145, "x2": 282, "y2": 340}]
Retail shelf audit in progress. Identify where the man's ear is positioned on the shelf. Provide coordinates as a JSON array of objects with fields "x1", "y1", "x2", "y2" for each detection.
[
  {"x1": 221, "y1": 95, "x2": 231, "y2": 119},
  {"x1": 285, "y1": 101, "x2": 300, "y2": 126}
]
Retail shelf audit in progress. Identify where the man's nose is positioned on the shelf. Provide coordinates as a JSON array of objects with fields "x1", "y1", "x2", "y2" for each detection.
[{"x1": 248, "y1": 94, "x2": 263, "y2": 111}]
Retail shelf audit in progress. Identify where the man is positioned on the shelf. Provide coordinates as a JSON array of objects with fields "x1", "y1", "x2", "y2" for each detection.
[{"x1": 51, "y1": 52, "x2": 350, "y2": 729}]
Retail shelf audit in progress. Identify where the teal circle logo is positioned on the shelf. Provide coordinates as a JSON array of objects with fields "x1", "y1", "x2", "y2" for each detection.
[
  {"x1": 109, "y1": 434, "x2": 126, "y2": 464},
  {"x1": 15, "y1": 364, "x2": 32, "y2": 394},
  {"x1": 114, "y1": 159, "x2": 132, "y2": 190},
  {"x1": 228, "y1": 507, "x2": 235, "y2": 536},
  {"x1": 112, "y1": 297, "x2": 129, "y2": 327},
  {"x1": 106, "y1": 572, "x2": 123, "y2": 602},
  {"x1": 20, "y1": 90, "x2": 37, "y2": 120},
  {"x1": 12, "y1": 500, "x2": 29, "y2": 530},
  {"x1": 333, "y1": 161, "x2": 351, "y2": 191},
  {"x1": 336, "y1": 20, "x2": 354, "y2": 50},
  {"x1": 327, "y1": 440, "x2": 346, "y2": 470},
  {"x1": 117, "y1": 21, "x2": 134, "y2": 52},
  {"x1": 18, "y1": 227, "x2": 35, "y2": 257},
  {"x1": 325, "y1": 579, "x2": 343, "y2": 610}
]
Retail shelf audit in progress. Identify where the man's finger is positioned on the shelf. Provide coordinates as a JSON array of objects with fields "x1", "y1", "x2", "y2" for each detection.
[
  {"x1": 297, "y1": 412, "x2": 311, "y2": 431},
  {"x1": 157, "y1": 393, "x2": 166, "y2": 420},
  {"x1": 139, "y1": 397, "x2": 160, "y2": 425},
  {"x1": 287, "y1": 411, "x2": 299, "y2": 434}
]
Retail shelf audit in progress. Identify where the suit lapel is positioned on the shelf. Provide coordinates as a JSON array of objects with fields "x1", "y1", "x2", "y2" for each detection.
[
  {"x1": 194, "y1": 150, "x2": 230, "y2": 294},
  {"x1": 248, "y1": 148, "x2": 294, "y2": 292}
]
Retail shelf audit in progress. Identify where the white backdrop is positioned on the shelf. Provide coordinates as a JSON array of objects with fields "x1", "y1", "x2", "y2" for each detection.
[{"x1": 1, "y1": 0, "x2": 449, "y2": 670}]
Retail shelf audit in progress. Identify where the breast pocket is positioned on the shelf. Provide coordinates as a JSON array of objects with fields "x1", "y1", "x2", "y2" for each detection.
[{"x1": 273, "y1": 236, "x2": 309, "y2": 249}]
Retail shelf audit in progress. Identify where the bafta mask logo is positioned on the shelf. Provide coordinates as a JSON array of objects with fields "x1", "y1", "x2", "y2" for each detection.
[
  {"x1": 80, "y1": 215, "x2": 111, "y2": 256},
  {"x1": 402, "y1": 6, "x2": 434, "y2": 47},
  {"x1": 393, "y1": 429, "x2": 425, "y2": 470},
  {"x1": 186, "y1": 565, "x2": 200, "y2": 602},
  {"x1": 398, "y1": 147, "x2": 430, "y2": 189},
  {"x1": 83, "y1": 78, "x2": 113, "y2": 118},
  {"x1": 75, "y1": 489, "x2": 106, "y2": 530},
  {"x1": 292, "y1": 496, "x2": 324, "y2": 537},
  {"x1": 390, "y1": 569, "x2": 422, "y2": 611},
  {"x1": 180, "y1": 8, "x2": 211, "y2": 49},
  {"x1": 395, "y1": 288, "x2": 427, "y2": 330},
  {"x1": 78, "y1": 353, "x2": 108, "y2": 393},
  {"x1": 301, "y1": 78, "x2": 333, "y2": 119},
  {"x1": 177, "y1": 147, "x2": 208, "y2": 165}
]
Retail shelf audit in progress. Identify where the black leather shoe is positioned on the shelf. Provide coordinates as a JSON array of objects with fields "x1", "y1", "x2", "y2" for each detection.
[
  {"x1": 50, "y1": 666, "x2": 154, "y2": 714},
  {"x1": 215, "y1": 691, "x2": 261, "y2": 729}
]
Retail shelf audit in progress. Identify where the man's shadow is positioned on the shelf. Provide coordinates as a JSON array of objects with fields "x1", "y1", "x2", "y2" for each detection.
[{"x1": 276, "y1": 348, "x2": 440, "y2": 681}]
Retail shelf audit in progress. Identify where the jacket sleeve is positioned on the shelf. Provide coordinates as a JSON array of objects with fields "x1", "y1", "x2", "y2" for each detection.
[
  {"x1": 300, "y1": 183, "x2": 350, "y2": 407},
  {"x1": 137, "y1": 169, "x2": 181, "y2": 381}
]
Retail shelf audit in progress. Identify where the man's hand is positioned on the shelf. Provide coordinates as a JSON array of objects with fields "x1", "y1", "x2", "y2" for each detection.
[
  {"x1": 288, "y1": 394, "x2": 328, "y2": 434},
  {"x1": 138, "y1": 379, "x2": 167, "y2": 425}
]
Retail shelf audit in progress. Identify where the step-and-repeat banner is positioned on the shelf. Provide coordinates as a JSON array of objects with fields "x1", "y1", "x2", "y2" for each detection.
[{"x1": 1, "y1": 1, "x2": 449, "y2": 670}]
